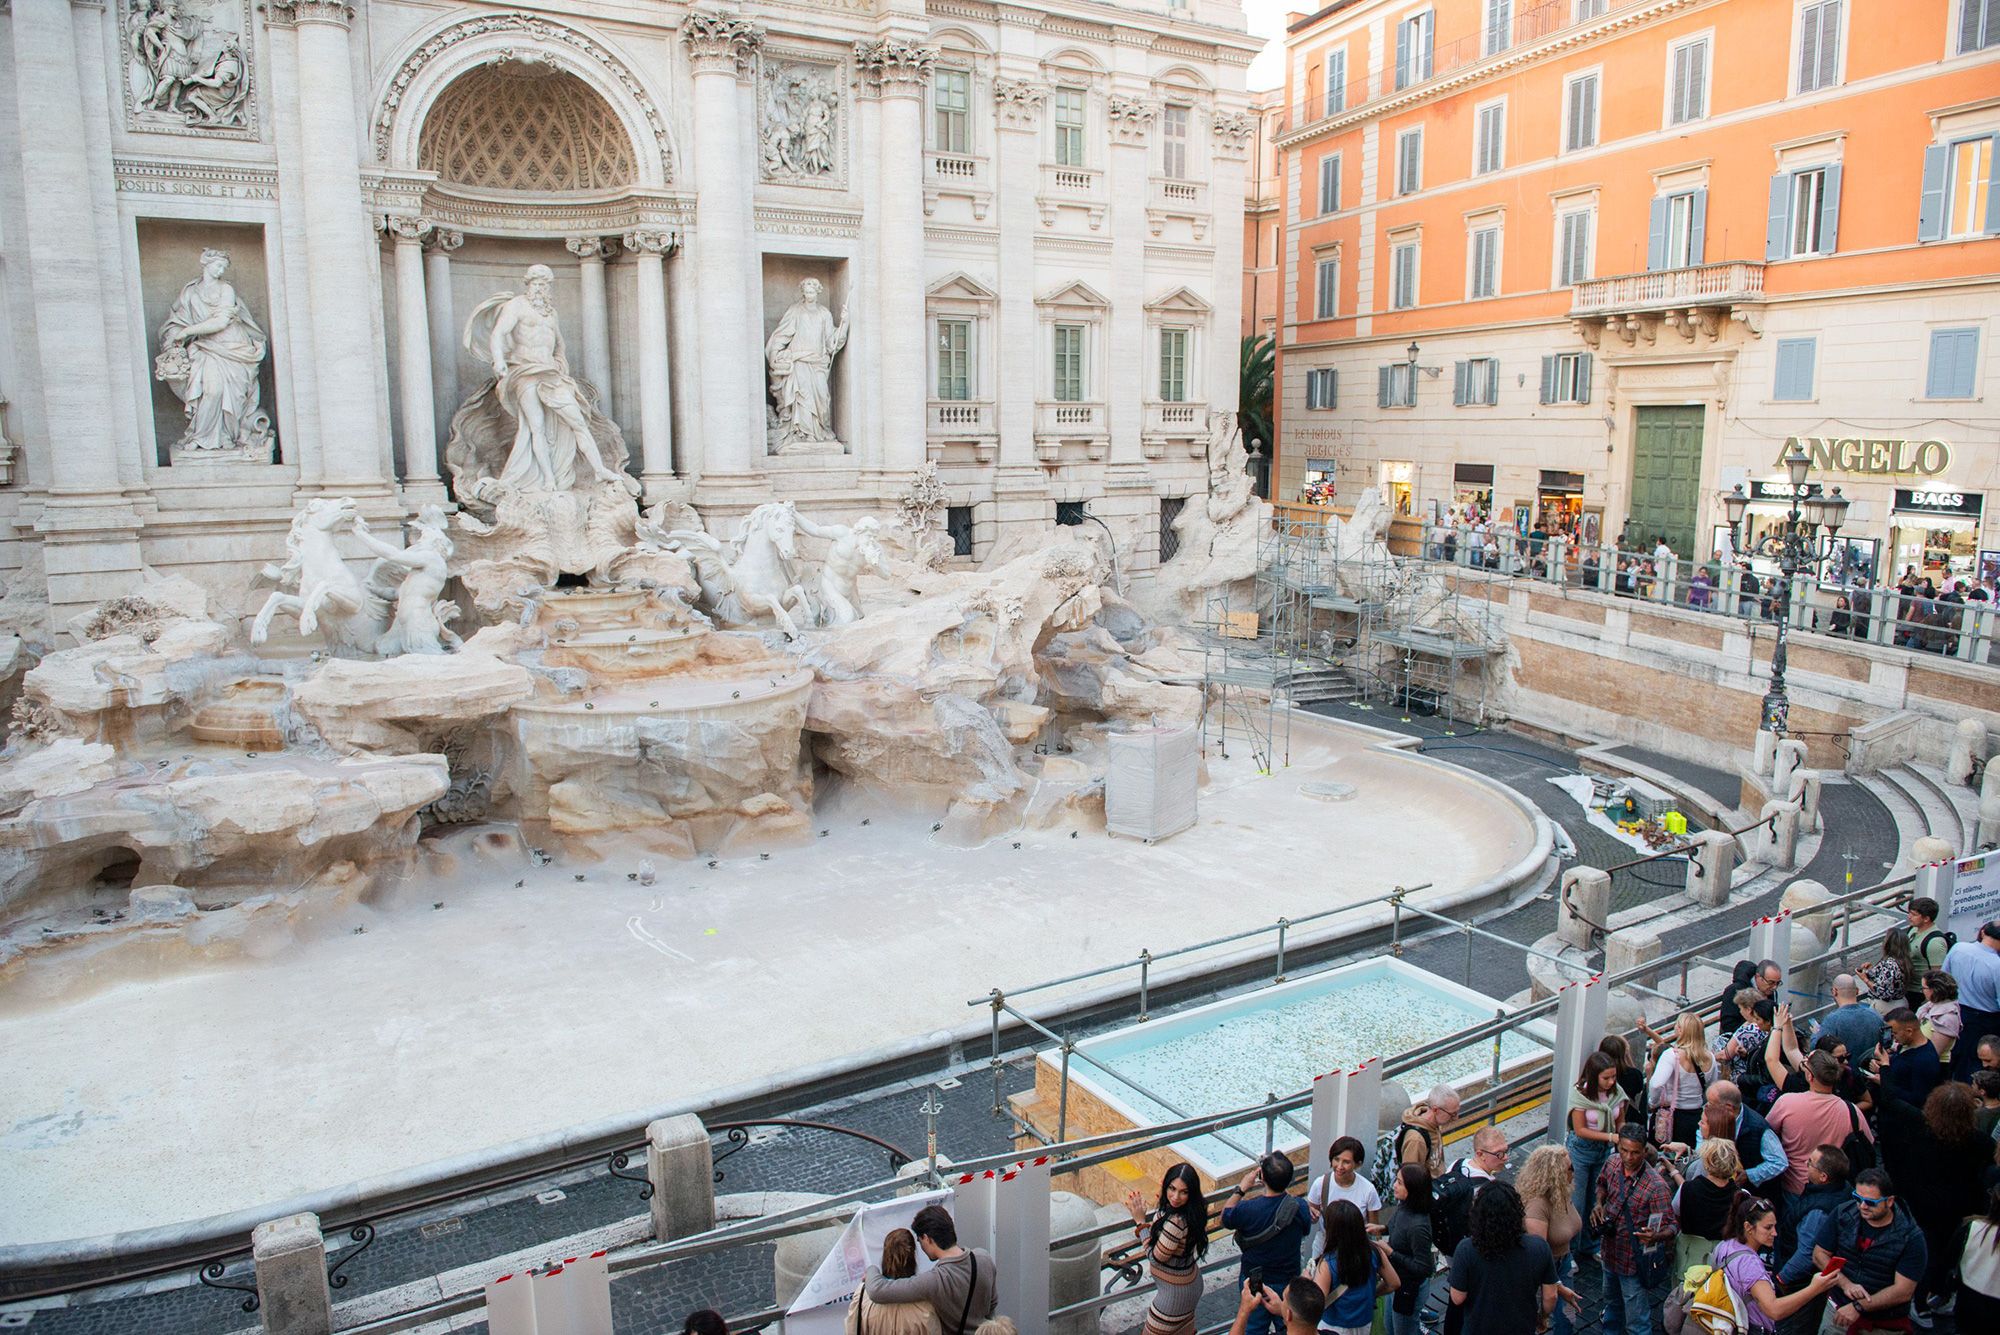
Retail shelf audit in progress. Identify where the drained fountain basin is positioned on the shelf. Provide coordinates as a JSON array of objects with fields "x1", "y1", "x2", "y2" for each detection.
[
  {"x1": 1018, "y1": 957, "x2": 1553, "y2": 1189},
  {"x1": 545, "y1": 626, "x2": 711, "y2": 680}
]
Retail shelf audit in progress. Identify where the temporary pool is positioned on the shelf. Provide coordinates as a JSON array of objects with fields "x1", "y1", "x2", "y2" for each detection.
[{"x1": 1026, "y1": 957, "x2": 1554, "y2": 1183}]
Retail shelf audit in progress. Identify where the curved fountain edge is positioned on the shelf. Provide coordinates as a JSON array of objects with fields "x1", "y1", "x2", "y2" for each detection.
[{"x1": 0, "y1": 707, "x2": 1556, "y2": 1282}]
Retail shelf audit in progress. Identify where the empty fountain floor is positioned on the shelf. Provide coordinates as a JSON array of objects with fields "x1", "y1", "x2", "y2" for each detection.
[{"x1": 0, "y1": 714, "x2": 1539, "y2": 1250}]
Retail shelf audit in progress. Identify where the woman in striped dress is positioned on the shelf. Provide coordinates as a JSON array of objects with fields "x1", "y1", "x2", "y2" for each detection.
[{"x1": 1125, "y1": 1163, "x2": 1209, "y2": 1335}]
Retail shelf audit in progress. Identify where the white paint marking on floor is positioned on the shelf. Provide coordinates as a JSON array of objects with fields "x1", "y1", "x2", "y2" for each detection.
[{"x1": 625, "y1": 915, "x2": 694, "y2": 963}]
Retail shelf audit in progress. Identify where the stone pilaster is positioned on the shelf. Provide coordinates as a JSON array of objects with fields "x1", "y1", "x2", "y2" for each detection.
[
  {"x1": 270, "y1": 1, "x2": 392, "y2": 496},
  {"x1": 12, "y1": 0, "x2": 145, "y2": 616},
  {"x1": 993, "y1": 77, "x2": 1045, "y2": 474},
  {"x1": 1106, "y1": 95, "x2": 1155, "y2": 471},
  {"x1": 422, "y1": 228, "x2": 462, "y2": 454},
  {"x1": 622, "y1": 229, "x2": 678, "y2": 494},
  {"x1": 1209, "y1": 111, "x2": 1255, "y2": 422},
  {"x1": 266, "y1": 15, "x2": 324, "y2": 483},
  {"x1": 682, "y1": 9, "x2": 764, "y2": 486},
  {"x1": 566, "y1": 236, "x2": 617, "y2": 419},
  {"x1": 857, "y1": 38, "x2": 937, "y2": 478},
  {"x1": 382, "y1": 217, "x2": 440, "y2": 493}
]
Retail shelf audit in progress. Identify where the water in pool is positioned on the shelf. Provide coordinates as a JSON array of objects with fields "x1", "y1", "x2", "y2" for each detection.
[{"x1": 1086, "y1": 975, "x2": 1544, "y2": 1170}]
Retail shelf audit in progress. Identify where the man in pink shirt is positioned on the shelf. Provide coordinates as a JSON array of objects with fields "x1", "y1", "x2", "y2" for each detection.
[{"x1": 1767, "y1": 1052, "x2": 1873, "y2": 1199}]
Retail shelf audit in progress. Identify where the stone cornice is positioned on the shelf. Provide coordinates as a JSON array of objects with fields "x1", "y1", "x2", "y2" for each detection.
[{"x1": 1275, "y1": 0, "x2": 1705, "y2": 151}]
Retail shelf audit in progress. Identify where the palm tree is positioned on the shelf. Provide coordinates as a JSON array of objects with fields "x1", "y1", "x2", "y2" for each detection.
[{"x1": 1238, "y1": 333, "x2": 1274, "y2": 461}]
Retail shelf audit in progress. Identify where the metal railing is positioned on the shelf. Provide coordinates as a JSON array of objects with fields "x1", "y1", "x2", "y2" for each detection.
[
  {"x1": 326, "y1": 865, "x2": 1919, "y2": 1335},
  {"x1": 1404, "y1": 521, "x2": 2000, "y2": 668}
]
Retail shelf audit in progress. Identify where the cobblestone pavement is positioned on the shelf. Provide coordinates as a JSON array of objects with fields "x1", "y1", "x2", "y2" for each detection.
[{"x1": 5, "y1": 717, "x2": 1908, "y2": 1335}]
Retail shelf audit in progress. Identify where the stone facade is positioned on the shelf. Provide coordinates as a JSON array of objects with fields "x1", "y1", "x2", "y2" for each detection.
[{"x1": 0, "y1": 1, "x2": 1258, "y2": 632}]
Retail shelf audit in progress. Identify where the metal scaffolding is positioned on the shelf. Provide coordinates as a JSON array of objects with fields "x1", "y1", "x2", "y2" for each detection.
[{"x1": 1198, "y1": 512, "x2": 1508, "y2": 760}]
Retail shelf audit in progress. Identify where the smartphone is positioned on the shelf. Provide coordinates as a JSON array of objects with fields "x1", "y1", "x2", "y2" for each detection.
[
  {"x1": 1821, "y1": 1257, "x2": 1848, "y2": 1275},
  {"x1": 1247, "y1": 1268, "x2": 1264, "y2": 1296},
  {"x1": 1647, "y1": 1211, "x2": 1663, "y2": 1233}
]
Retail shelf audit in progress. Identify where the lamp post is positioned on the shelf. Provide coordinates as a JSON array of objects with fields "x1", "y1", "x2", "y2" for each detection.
[{"x1": 1720, "y1": 440, "x2": 1850, "y2": 737}]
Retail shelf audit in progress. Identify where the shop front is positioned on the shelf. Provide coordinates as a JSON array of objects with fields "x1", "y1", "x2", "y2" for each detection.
[
  {"x1": 1379, "y1": 460, "x2": 1415, "y2": 516},
  {"x1": 1535, "y1": 470, "x2": 1585, "y2": 542},
  {"x1": 1889, "y1": 486, "x2": 1985, "y2": 585},
  {"x1": 1299, "y1": 456, "x2": 1338, "y2": 506},
  {"x1": 1452, "y1": 463, "x2": 1493, "y2": 521}
]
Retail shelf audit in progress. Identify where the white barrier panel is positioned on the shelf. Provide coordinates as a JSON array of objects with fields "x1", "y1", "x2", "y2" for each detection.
[
  {"x1": 1580, "y1": 972, "x2": 1608, "y2": 1052},
  {"x1": 1308, "y1": 1066, "x2": 1338, "y2": 1180},
  {"x1": 994, "y1": 1158, "x2": 1053, "y2": 1335},
  {"x1": 485, "y1": 1250, "x2": 612, "y2": 1335},
  {"x1": 1747, "y1": 914, "x2": 1793, "y2": 1005},
  {"x1": 1337, "y1": 1057, "x2": 1383, "y2": 1153},
  {"x1": 784, "y1": 1190, "x2": 953, "y2": 1335},
  {"x1": 953, "y1": 1171, "x2": 998, "y2": 1257},
  {"x1": 1546, "y1": 979, "x2": 1587, "y2": 1143}
]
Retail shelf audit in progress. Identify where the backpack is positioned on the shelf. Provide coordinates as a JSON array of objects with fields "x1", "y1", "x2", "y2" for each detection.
[
  {"x1": 1838, "y1": 1099, "x2": 1877, "y2": 1175},
  {"x1": 1370, "y1": 1123, "x2": 1432, "y2": 1196},
  {"x1": 1687, "y1": 1260, "x2": 1751, "y2": 1334},
  {"x1": 1918, "y1": 927, "x2": 1957, "y2": 962},
  {"x1": 1430, "y1": 1161, "x2": 1480, "y2": 1259}
]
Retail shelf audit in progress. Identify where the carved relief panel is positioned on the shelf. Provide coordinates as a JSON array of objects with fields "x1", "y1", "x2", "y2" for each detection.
[
  {"x1": 120, "y1": 0, "x2": 259, "y2": 138},
  {"x1": 757, "y1": 50, "x2": 847, "y2": 189}
]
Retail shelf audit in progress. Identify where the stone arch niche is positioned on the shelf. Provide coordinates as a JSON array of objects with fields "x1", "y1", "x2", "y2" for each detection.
[{"x1": 419, "y1": 65, "x2": 637, "y2": 194}]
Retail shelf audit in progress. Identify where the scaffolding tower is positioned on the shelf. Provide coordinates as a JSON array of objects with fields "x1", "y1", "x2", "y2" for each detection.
[{"x1": 1198, "y1": 513, "x2": 1507, "y2": 765}]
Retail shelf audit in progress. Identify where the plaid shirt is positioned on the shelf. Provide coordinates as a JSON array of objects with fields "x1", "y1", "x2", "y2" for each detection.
[{"x1": 1594, "y1": 1158, "x2": 1678, "y2": 1277}]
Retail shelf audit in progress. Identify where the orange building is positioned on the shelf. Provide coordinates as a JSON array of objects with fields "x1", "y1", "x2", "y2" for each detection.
[
  {"x1": 1271, "y1": 0, "x2": 2000, "y2": 584},
  {"x1": 1244, "y1": 88, "x2": 1288, "y2": 339}
]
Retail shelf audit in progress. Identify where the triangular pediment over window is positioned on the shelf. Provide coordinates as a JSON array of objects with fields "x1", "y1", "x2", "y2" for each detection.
[
  {"x1": 1035, "y1": 279, "x2": 1110, "y2": 311},
  {"x1": 927, "y1": 271, "x2": 1000, "y2": 303},
  {"x1": 1143, "y1": 285, "x2": 1212, "y2": 316}
]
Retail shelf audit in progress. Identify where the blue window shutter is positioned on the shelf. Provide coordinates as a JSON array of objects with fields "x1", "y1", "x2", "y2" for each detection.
[
  {"x1": 1987, "y1": 136, "x2": 2000, "y2": 235},
  {"x1": 1926, "y1": 331, "x2": 1948, "y2": 397},
  {"x1": 1766, "y1": 174, "x2": 1793, "y2": 260},
  {"x1": 1774, "y1": 339, "x2": 1815, "y2": 400},
  {"x1": 1577, "y1": 354, "x2": 1593, "y2": 403},
  {"x1": 1918, "y1": 145, "x2": 1949, "y2": 241},
  {"x1": 1378, "y1": 365, "x2": 1393, "y2": 407},
  {"x1": 1689, "y1": 189, "x2": 1708, "y2": 265},
  {"x1": 1453, "y1": 361, "x2": 1469, "y2": 406},
  {"x1": 1818, "y1": 164, "x2": 1842, "y2": 253},
  {"x1": 1395, "y1": 20, "x2": 1411, "y2": 88},
  {"x1": 1647, "y1": 197, "x2": 1670, "y2": 270},
  {"x1": 1955, "y1": 329, "x2": 1982, "y2": 396},
  {"x1": 1927, "y1": 329, "x2": 1980, "y2": 398},
  {"x1": 1328, "y1": 369, "x2": 1338, "y2": 408},
  {"x1": 1484, "y1": 360, "x2": 1499, "y2": 404},
  {"x1": 1539, "y1": 355, "x2": 1557, "y2": 404}
]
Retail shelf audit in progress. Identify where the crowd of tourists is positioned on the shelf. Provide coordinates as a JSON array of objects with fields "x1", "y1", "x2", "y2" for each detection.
[{"x1": 675, "y1": 902, "x2": 2000, "y2": 1335}]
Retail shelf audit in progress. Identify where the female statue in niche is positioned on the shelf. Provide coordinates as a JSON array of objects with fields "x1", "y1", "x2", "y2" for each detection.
[{"x1": 155, "y1": 248, "x2": 274, "y2": 457}]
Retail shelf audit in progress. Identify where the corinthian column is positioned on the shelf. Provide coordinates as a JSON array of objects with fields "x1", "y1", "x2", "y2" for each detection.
[
  {"x1": 423, "y1": 228, "x2": 463, "y2": 453},
  {"x1": 11, "y1": 0, "x2": 144, "y2": 612},
  {"x1": 857, "y1": 37, "x2": 937, "y2": 477},
  {"x1": 623, "y1": 229, "x2": 678, "y2": 493},
  {"x1": 272, "y1": 0, "x2": 390, "y2": 494},
  {"x1": 682, "y1": 10, "x2": 764, "y2": 483},
  {"x1": 383, "y1": 217, "x2": 440, "y2": 492},
  {"x1": 566, "y1": 236, "x2": 616, "y2": 417}
]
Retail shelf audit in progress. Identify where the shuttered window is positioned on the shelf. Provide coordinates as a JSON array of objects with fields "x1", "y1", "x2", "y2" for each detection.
[
  {"x1": 934, "y1": 70, "x2": 971, "y2": 153},
  {"x1": 1485, "y1": 0, "x2": 1513, "y2": 56},
  {"x1": 1378, "y1": 364, "x2": 1415, "y2": 408},
  {"x1": 1961, "y1": 0, "x2": 2000, "y2": 53},
  {"x1": 1315, "y1": 257, "x2": 1338, "y2": 319},
  {"x1": 1054, "y1": 89, "x2": 1086, "y2": 166},
  {"x1": 1797, "y1": 1, "x2": 1842, "y2": 94},
  {"x1": 1920, "y1": 137, "x2": 2000, "y2": 241},
  {"x1": 1052, "y1": 324, "x2": 1084, "y2": 401},
  {"x1": 1395, "y1": 10, "x2": 1434, "y2": 90},
  {"x1": 1540, "y1": 353, "x2": 1592, "y2": 405},
  {"x1": 1558, "y1": 209, "x2": 1593, "y2": 286},
  {"x1": 1318, "y1": 154, "x2": 1341, "y2": 214},
  {"x1": 1773, "y1": 338, "x2": 1816, "y2": 401},
  {"x1": 1667, "y1": 37, "x2": 1710, "y2": 126},
  {"x1": 1575, "y1": 0, "x2": 1608, "y2": 17},
  {"x1": 1306, "y1": 368, "x2": 1338, "y2": 410},
  {"x1": 1454, "y1": 358, "x2": 1499, "y2": 406},
  {"x1": 1396, "y1": 128, "x2": 1423, "y2": 196},
  {"x1": 1468, "y1": 226, "x2": 1500, "y2": 299},
  {"x1": 1475, "y1": 102, "x2": 1505, "y2": 176},
  {"x1": 1564, "y1": 73, "x2": 1599, "y2": 153},
  {"x1": 1159, "y1": 329, "x2": 1189, "y2": 403},
  {"x1": 1162, "y1": 106, "x2": 1190, "y2": 180},
  {"x1": 1390, "y1": 242, "x2": 1419, "y2": 310},
  {"x1": 1647, "y1": 190, "x2": 1707, "y2": 271},
  {"x1": 937, "y1": 319, "x2": 971, "y2": 400},
  {"x1": 1324, "y1": 50, "x2": 1347, "y2": 116},
  {"x1": 1926, "y1": 327, "x2": 1981, "y2": 399}
]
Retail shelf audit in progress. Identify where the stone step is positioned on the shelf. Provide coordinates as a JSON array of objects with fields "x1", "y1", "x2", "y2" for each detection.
[{"x1": 1888, "y1": 763, "x2": 1965, "y2": 852}]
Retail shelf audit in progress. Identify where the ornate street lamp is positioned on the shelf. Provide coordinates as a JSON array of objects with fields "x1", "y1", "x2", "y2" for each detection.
[{"x1": 1720, "y1": 440, "x2": 1849, "y2": 737}]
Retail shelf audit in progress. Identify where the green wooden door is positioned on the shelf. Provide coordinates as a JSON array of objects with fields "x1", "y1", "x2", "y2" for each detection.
[{"x1": 1628, "y1": 405, "x2": 1705, "y2": 558}]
